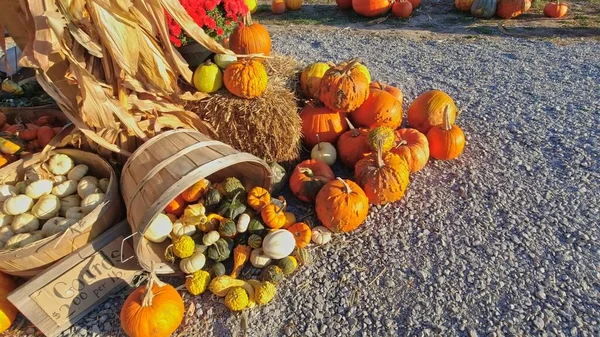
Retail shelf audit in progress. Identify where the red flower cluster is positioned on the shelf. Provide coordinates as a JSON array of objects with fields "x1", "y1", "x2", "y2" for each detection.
[{"x1": 166, "y1": 0, "x2": 248, "y2": 47}]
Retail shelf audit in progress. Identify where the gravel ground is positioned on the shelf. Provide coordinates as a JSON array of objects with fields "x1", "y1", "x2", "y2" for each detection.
[{"x1": 17, "y1": 29, "x2": 599, "y2": 337}]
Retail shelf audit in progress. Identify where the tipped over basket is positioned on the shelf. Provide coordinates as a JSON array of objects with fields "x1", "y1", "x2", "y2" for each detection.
[
  {"x1": 0, "y1": 148, "x2": 122, "y2": 278},
  {"x1": 120, "y1": 129, "x2": 273, "y2": 274}
]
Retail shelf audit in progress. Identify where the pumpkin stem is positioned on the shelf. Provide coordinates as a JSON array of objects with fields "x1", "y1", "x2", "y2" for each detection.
[
  {"x1": 336, "y1": 177, "x2": 353, "y2": 194},
  {"x1": 298, "y1": 167, "x2": 314, "y2": 177},
  {"x1": 229, "y1": 191, "x2": 241, "y2": 218},
  {"x1": 442, "y1": 105, "x2": 452, "y2": 131},
  {"x1": 342, "y1": 58, "x2": 360, "y2": 75},
  {"x1": 243, "y1": 12, "x2": 253, "y2": 26},
  {"x1": 394, "y1": 140, "x2": 407, "y2": 149},
  {"x1": 141, "y1": 262, "x2": 164, "y2": 307},
  {"x1": 275, "y1": 198, "x2": 287, "y2": 214},
  {"x1": 316, "y1": 134, "x2": 322, "y2": 151},
  {"x1": 376, "y1": 139, "x2": 384, "y2": 168},
  {"x1": 345, "y1": 117, "x2": 359, "y2": 137}
]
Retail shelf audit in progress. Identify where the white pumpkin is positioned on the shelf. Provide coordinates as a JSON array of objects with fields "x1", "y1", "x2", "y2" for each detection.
[
  {"x1": 202, "y1": 231, "x2": 220, "y2": 246},
  {"x1": 6, "y1": 231, "x2": 43, "y2": 248},
  {"x1": 0, "y1": 226, "x2": 14, "y2": 245},
  {"x1": 236, "y1": 213, "x2": 251, "y2": 233},
  {"x1": 311, "y1": 141, "x2": 337, "y2": 166},
  {"x1": 81, "y1": 192, "x2": 105, "y2": 214},
  {"x1": 249, "y1": 248, "x2": 272, "y2": 268},
  {"x1": 0, "y1": 213, "x2": 13, "y2": 228},
  {"x1": 65, "y1": 207, "x2": 85, "y2": 221},
  {"x1": 60, "y1": 195, "x2": 81, "y2": 215},
  {"x1": 214, "y1": 54, "x2": 238, "y2": 69},
  {"x1": 67, "y1": 164, "x2": 89, "y2": 181},
  {"x1": 14, "y1": 182, "x2": 27, "y2": 194},
  {"x1": 40, "y1": 217, "x2": 67, "y2": 237},
  {"x1": 0, "y1": 185, "x2": 16, "y2": 202},
  {"x1": 262, "y1": 229, "x2": 295, "y2": 259},
  {"x1": 311, "y1": 226, "x2": 332, "y2": 245},
  {"x1": 179, "y1": 251, "x2": 206, "y2": 274},
  {"x1": 98, "y1": 178, "x2": 110, "y2": 193},
  {"x1": 3, "y1": 194, "x2": 34, "y2": 215},
  {"x1": 25, "y1": 179, "x2": 53, "y2": 199},
  {"x1": 171, "y1": 220, "x2": 196, "y2": 237},
  {"x1": 32, "y1": 195, "x2": 61, "y2": 220},
  {"x1": 50, "y1": 175, "x2": 68, "y2": 185},
  {"x1": 11, "y1": 212, "x2": 40, "y2": 233},
  {"x1": 144, "y1": 213, "x2": 173, "y2": 243},
  {"x1": 52, "y1": 180, "x2": 78, "y2": 197},
  {"x1": 48, "y1": 154, "x2": 74, "y2": 175},
  {"x1": 77, "y1": 176, "x2": 99, "y2": 199}
]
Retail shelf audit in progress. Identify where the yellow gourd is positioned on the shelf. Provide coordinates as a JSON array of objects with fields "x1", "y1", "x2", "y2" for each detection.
[
  {"x1": 208, "y1": 275, "x2": 247, "y2": 297},
  {"x1": 230, "y1": 245, "x2": 251, "y2": 278}
]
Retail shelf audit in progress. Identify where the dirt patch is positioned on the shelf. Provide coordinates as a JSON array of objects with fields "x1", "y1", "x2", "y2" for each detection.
[{"x1": 255, "y1": 0, "x2": 600, "y2": 41}]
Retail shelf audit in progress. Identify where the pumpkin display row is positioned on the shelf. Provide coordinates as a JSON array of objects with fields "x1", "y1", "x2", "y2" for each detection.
[
  {"x1": 0, "y1": 113, "x2": 66, "y2": 168},
  {"x1": 0, "y1": 154, "x2": 108, "y2": 250},
  {"x1": 457, "y1": 0, "x2": 568, "y2": 19}
]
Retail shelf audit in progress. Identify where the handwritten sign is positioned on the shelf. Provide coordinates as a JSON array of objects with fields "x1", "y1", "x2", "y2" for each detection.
[{"x1": 29, "y1": 238, "x2": 137, "y2": 327}]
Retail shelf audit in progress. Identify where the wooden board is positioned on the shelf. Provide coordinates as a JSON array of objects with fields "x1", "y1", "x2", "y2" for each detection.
[{"x1": 7, "y1": 220, "x2": 142, "y2": 337}]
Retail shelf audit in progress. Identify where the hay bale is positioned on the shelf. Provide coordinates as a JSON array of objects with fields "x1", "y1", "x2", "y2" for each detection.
[{"x1": 187, "y1": 55, "x2": 303, "y2": 163}]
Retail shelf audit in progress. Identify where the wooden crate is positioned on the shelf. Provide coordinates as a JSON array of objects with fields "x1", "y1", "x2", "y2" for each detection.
[{"x1": 7, "y1": 220, "x2": 142, "y2": 337}]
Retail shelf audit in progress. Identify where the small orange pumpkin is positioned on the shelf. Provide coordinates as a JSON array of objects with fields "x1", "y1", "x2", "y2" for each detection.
[
  {"x1": 180, "y1": 178, "x2": 210, "y2": 203},
  {"x1": 229, "y1": 14, "x2": 272, "y2": 56},
  {"x1": 352, "y1": 0, "x2": 392, "y2": 17},
  {"x1": 272, "y1": 0, "x2": 286, "y2": 13},
  {"x1": 544, "y1": 1, "x2": 568, "y2": 18},
  {"x1": 336, "y1": 118, "x2": 371, "y2": 168},
  {"x1": 18, "y1": 126, "x2": 38, "y2": 141},
  {"x1": 36, "y1": 115, "x2": 56, "y2": 126},
  {"x1": 247, "y1": 186, "x2": 271, "y2": 211},
  {"x1": 351, "y1": 89, "x2": 402, "y2": 129},
  {"x1": 165, "y1": 195, "x2": 186, "y2": 217},
  {"x1": 315, "y1": 178, "x2": 369, "y2": 233},
  {"x1": 37, "y1": 126, "x2": 56, "y2": 148},
  {"x1": 369, "y1": 81, "x2": 403, "y2": 103},
  {"x1": 300, "y1": 103, "x2": 348, "y2": 148},
  {"x1": 392, "y1": 0, "x2": 413, "y2": 17},
  {"x1": 289, "y1": 159, "x2": 335, "y2": 202},
  {"x1": 426, "y1": 106, "x2": 466, "y2": 160},
  {"x1": 392, "y1": 128, "x2": 430, "y2": 173},
  {"x1": 288, "y1": 222, "x2": 312, "y2": 248},
  {"x1": 261, "y1": 199, "x2": 287, "y2": 229},
  {"x1": 0, "y1": 272, "x2": 17, "y2": 333},
  {"x1": 407, "y1": 90, "x2": 458, "y2": 134}
]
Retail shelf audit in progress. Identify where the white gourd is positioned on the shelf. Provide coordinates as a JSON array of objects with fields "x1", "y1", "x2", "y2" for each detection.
[
  {"x1": 311, "y1": 142, "x2": 337, "y2": 166},
  {"x1": 40, "y1": 217, "x2": 66, "y2": 237},
  {"x1": 31, "y1": 195, "x2": 61, "y2": 220},
  {"x1": 50, "y1": 175, "x2": 68, "y2": 185},
  {"x1": 3, "y1": 194, "x2": 34, "y2": 215},
  {"x1": 179, "y1": 251, "x2": 206, "y2": 274},
  {"x1": 311, "y1": 226, "x2": 332, "y2": 245},
  {"x1": 202, "y1": 231, "x2": 220, "y2": 246},
  {"x1": 0, "y1": 226, "x2": 14, "y2": 244},
  {"x1": 249, "y1": 248, "x2": 272, "y2": 268},
  {"x1": 144, "y1": 213, "x2": 173, "y2": 243},
  {"x1": 81, "y1": 192, "x2": 105, "y2": 214},
  {"x1": 171, "y1": 220, "x2": 196, "y2": 238},
  {"x1": 77, "y1": 176, "x2": 99, "y2": 199},
  {"x1": 6, "y1": 231, "x2": 44, "y2": 248},
  {"x1": 262, "y1": 229, "x2": 295, "y2": 259},
  {"x1": 11, "y1": 212, "x2": 40, "y2": 233},
  {"x1": 52, "y1": 180, "x2": 78, "y2": 197},
  {"x1": 25, "y1": 179, "x2": 53, "y2": 199},
  {"x1": 0, "y1": 185, "x2": 16, "y2": 202},
  {"x1": 48, "y1": 154, "x2": 74, "y2": 175},
  {"x1": 98, "y1": 178, "x2": 110, "y2": 193},
  {"x1": 236, "y1": 213, "x2": 251, "y2": 233},
  {"x1": 65, "y1": 207, "x2": 85, "y2": 221},
  {"x1": 59, "y1": 195, "x2": 81, "y2": 215},
  {"x1": 67, "y1": 164, "x2": 89, "y2": 181},
  {"x1": 14, "y1": 182, "x2": 27, "y2": 194},
  {"x1": 0, "y1": 213, "x2": 13, "y2": 228},
  {"x1": 195, "y1": 244, "x2": 208, "y2": 254}
]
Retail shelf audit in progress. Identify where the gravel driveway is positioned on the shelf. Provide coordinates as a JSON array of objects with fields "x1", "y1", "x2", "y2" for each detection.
[{"x1": 44, "y1": 28, "x2": 600, "y2": 337}]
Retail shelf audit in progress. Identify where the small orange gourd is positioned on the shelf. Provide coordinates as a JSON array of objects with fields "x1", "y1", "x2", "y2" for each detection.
[
  {"x1": 261, "y1": 199, "x2": 287, "y2": 229},
  {"x1": 287, "y1": 222, "x2": 312, "y2": 248},
  {"x1": 165, "y1": 195, "x2": 186, "y2": 217},
  {"x1": 247, "y1": 186, "x2": 271, "y2": 211},
  {"x1": 426, "y1": 106, "x2": 466, "y2": 160},
  {"x1": 180, "y1": 179, "x2": 210, "y2": 203},
  {"x1": 230, "y1": 244, "x2": 251, "y2": 278}
]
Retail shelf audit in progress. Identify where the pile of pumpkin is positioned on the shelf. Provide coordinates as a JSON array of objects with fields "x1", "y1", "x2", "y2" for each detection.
[
  {"x1": 295, "y1": 59, "x2": 466, "y2": 207},
  {"x1": 457, "y1": 0, "x2": 568, "y2": 19},
  {"x1": 0, "y1": 112, "x2": 66, "y2": 168},
  {"x1": 271, "y1": 0, "x2": 303, "y2": 14},
  {"x1": 334, "y1": 0, "x2": 421, "y2": 19}
]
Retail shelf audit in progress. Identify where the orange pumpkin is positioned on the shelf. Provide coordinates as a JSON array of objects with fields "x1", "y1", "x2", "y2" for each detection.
[
  {"x1": 352, "y1": 89, "x2": 402, "y2": 129},
  {"x1": 247, "y1": 186, "x2": 271, "y2": 211},
  {"x1": 272, "y1": 0, "x2": 286, "y2": 13},
  {"x1": 180, "y1": 178, "x2": 210, "y2": 203},
  {"x1": 336, "y1": 0, "x2": 353, "y2": 8},
  {"x1": 261, "y1": 199, "x2": 287, "y2": 229},
  {"x1": 229, "y1": 14, "x2": 272, "y2": 56},
  {"x1": 544, "y1": 1, "x2": 568, "y2": 18},
  {"x1": 496, "y1": 0, "x2": 531, "y2": 18},
  {"x1": 37, "y1": 126, "x2": 56, "y2": 148},
  {"x1": 288, "y1": 222, "x2": 312, "y2": 248},
  {"x1": 165, "y1": 195, "x2": 186, "y2": 217},
  {"x1": 407, "y1": 0, "x2": 421, "y2": 8},
  {"x1": 36, "y1": 115, "x2": 55, "y2": 126},
  {"x1": 120, "y1": 271, "x2": 184, "y2": 337},
  {"x1": 0, "y1": 272, "x2": 17, "y2": 333},
  {"x1": 5, "y1": 124, "x2": 24, "y2": 134},
  {"x1": 392, "y1": 128, "x2": 429, "y2": 173},
  {"x1": 318, "y1": 59, "x2": 370, "y2": 112},
  {"x1": 355, "y1": 143, "x2": 410, "y2": 205},
  {"x1": 289, "y1": 159, "x2": 335, "y2": 202},
  {"x1": 392, "y1": 0, "x2": 413, "y2": 17},
  {"x1": 455, "y1": 0, "x2": 475, "y2": 11},
  {"x1": 352, "y1": 0, "x2": 392, "y2": 17},
  {"x1": 315, "y1": 178, "x2": 369, "y2": 233},
  {"x1": 300, "y1": 104, "x2": 348, "y2": 148},
  {"x1": 336, "y1": 118, "x2": 371, "y2": 168},
  {"x1": 369, "y1": 81, "x2": 403, "y2": 103},
  {"x1": 407, "y1": 90, "x2": 458, "y2": 134},
  {"x1": 426, "y1": 106, "x2": 466, "y2": 160}
]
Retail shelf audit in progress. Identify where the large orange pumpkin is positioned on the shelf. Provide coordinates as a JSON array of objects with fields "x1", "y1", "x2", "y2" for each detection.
[
  {"x1": 352, "y1": 89, "x2": 402, "y2": 129},
  {"x1": 426, "y1": 106, "x2": 466, "y2": 160},
  {"x1": 229, "y1": 14, "x2": 272, "y2": 56},
  {"x1": 496, "y1": 0, "x2": 531, "y2": 18},
  {"x1": 407, "y1": 90, "x2": 457, "y2": 134},
  {"x1": 315, "y1": 178, "x2": 369, "y2": 233},
  {"x1": 318, "y1": 59, "x2": 370, "y2": 113},
  {"x1": 120, "y1": 272, "x2": 185, "y2": 337},
  {"x1": 370, "y1": 81, "x2": 403, "y2": 103},
  {"x1": 352, "y1": 0, "x2": 392, "y2": 17},
  {"x1": 355, "y1": 145, "x2": 410, "y2": 205},
  {"x1": 0, "y1": 272, "x2": 17, "y2": 333},
  {"x1": 289, "y1": 159, "x2": 335, "y2": 202},
  {"x1": 392, "y1": 128, "x2": 429, "y2": 173},
  {"x1": 336, "y1": 118, "x2": 371, "y2": 168},
  {"x1": 300, "y1": 104, "x2": 348, "y2": 148}
]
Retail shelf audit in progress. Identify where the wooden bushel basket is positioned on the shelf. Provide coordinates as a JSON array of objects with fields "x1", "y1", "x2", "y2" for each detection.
[
  {"x1": 0, "y1": 140, "x2": 123, "y2": 278},
  {"x1": 120, "y1": 129, "x2": 273, "y2": 274}
]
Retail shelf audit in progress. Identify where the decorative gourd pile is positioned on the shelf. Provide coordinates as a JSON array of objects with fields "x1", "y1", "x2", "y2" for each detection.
[
  {"x1": 0, "y1": 154, "x2": 108, "y2": 250},
  {"x1": 141, "y1": 176, "x2": 330, "y2": 313},
  {"x1": 0, "y1": 112, "x2": 66, "y2": 168}
]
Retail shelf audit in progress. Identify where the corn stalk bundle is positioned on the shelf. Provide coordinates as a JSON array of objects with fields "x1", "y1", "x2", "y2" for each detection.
[{"x1": 0, "y1": 0, "x2": 264, "y2": 159}]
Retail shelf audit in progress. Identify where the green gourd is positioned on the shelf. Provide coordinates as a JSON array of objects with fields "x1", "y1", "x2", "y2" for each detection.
[
  {"x1": 207, "y1": 238, "x2": 231, "y2": 262},
  {"x1": 217, "y1": 192, "x2": 246, "y2": 220},
  {"x1": 260, "y1": 265, "x2": 284, "y2": 284},
  {"x1": 248, "y1": 218, "x2": 265, "y2": 232},
  {"x1": 211, "y1": 262, "x2": 226, "y2": 277},
  {"x1": 219, "y1": 219, "x2": 237, "y2": 238},
  {"x1": 471, "y1": 0, "x2": 497, "y2": 18},
  {"x1": 278, "y1": 256, "x2": 298, "y2": 275},
  {"x1": 203, "y1": 189, "x2": 222, "y2": 212},
  {"x1": 248, "y1": 234, "x2": 263, "y2": 249}
]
